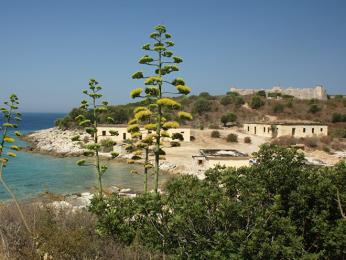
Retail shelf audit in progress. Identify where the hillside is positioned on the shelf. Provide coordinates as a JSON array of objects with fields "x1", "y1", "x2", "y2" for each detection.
[{"x1": 56, "y1": 91, "x2": 346, "y2": 137}]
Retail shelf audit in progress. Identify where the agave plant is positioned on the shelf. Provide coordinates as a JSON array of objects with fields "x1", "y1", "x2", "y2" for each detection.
[
  {"x1": 0, "y1": 94, "x2": 32, "y2": 235},
  {"x1": 130, "y1": 24, "x2": 192, "y2": 193},
  {"x1": 73, "y1": 79, "x2": 119, "y2": 198}
]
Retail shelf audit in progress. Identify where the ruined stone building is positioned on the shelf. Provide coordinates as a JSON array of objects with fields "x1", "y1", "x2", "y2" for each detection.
[{"x1": 230, "y1": 85, "x2": 327, "y2": 100}]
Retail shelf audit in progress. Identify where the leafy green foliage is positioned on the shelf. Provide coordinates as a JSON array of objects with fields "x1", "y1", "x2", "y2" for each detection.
[
  {"x1": 226, "y1": 133, "x2": 238, "y2": 142},
  {"x1": 257, "y1": 90, "x2": 267, "y2": 97},
  {"x1": 90, "y1": 145, "x2": 346, "y2": 258},
  {"x1": 250, "y1": 95, "x2": 265, "y2": 109},
  {"x1": 220, "y1": 112, "x2": 237, "y2": 126},
  {"x1": 193, "y1": 98, "x2": 211, "y2": 115},
  {"x1": 210, "y1": 130, "x2": 220, "y2": 138}
]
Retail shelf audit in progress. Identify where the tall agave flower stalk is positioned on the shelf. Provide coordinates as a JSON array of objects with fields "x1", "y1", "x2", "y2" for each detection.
[
  {"x1": 126, "y1": 105, "x2": 155, "y2": 193},
  {"x1": 0, "y1": 94, "x2": 32, "y2": 235},
  {"x1": 73, "y1": 79, "x2": 119, "y2": 198},
  {"x1": 130, "y1": 25, "x2": 193, "y2": 193}
]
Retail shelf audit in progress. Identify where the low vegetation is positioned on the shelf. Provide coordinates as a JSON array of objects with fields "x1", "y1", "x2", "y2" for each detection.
[
  {"x1": 56, "y1": 90, "x2": 346, "y2": 138},
  {"x1": 210, "y1": 130, "x2": 220, "y2": 138},
  {"x1": 86, "y1": 145, "x2": 346, "y2": 259},
  {"x1": 226, "y1": 133, "x2": 238, "y2": 143}
]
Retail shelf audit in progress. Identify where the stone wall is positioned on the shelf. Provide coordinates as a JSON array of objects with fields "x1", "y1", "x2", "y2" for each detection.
[{"x1": 230, "y1": 85, "x2": 327, "y2": 100}]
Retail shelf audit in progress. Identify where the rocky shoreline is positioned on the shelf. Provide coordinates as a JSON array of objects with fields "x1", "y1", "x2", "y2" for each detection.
[
  {"x1": 22, "y1": 127, "x2": 87, "y2": 157},
  {"x1": 22, "y1": 127, "x2": 180, "y2": 172}
]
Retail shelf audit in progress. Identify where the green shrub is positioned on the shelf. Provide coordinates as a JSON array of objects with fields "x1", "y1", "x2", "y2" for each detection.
[
  {"x1": 234, "y1": 96, "x2": 245, "y2": 107},
  {"x1": 211, "y1": 130, "x2": 221, "y2": 138},
  {"x1": 89, "y1": 145, "x2": 346, "y2": 259},
  {"x1": 170, "y1": 141, "x2": 181, "y2": 147},
  {"x1": 193, "y1": 98, "x2": 212, "y2": 114},
  {"x1": 226, "y1": 133, "x2": 238, "y2": 142},
  {"x1": 282, "y1": 94, "x2": 294, "y2": 99},
  {"x1": 220, "y1": 95, "x2": 232, "y2": 106},
  {"x1": 220, "y1": 112, "x2": 237, "y2": 126},
  {"x1": 244, "y1": 136, "x2": 251, "y2": 143},
  {"x1": 256, "y1": 90, "x2": 266, "y2": 97},
  {"x1": 250, "y1": 96, "x2": 265, "y2": 109},
  {"x1": 199, "y1": 92, "x2": 211, "y2": 99},
  {"x1": 268, "y1": 92, "x2": 282, "y2": 98}
]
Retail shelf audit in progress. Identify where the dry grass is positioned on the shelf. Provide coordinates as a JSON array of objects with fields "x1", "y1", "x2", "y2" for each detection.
[{"x1": 0, "y1": 202, "x2": 166, "y2": 260}]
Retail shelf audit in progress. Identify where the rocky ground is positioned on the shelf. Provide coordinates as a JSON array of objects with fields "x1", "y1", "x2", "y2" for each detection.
[{"x1": 23, "y1": 127, "x2": 87, "y2": 157}]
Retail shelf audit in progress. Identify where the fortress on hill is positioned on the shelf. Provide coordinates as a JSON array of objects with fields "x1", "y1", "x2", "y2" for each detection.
[{"x1": 230, "y1": 85, "x2": 327, "y2": 100}]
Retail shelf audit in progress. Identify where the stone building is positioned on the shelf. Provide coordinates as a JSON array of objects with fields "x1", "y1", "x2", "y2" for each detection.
[
  {"x1": 230, "y1": 85, "x2": 327, "y2": 100},
  {"x1": 97, "y1": 124, "x2": 191, "y2": 143},
  {"x1": 243, "y1": 121, "x2": 328, "y2": 138},
  {"x1": 192, "y1": 149, "x2": 251, "y2": 170}
]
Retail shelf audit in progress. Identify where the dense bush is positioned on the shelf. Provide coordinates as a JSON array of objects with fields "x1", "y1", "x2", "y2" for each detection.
[
  {"x1": 170, "y1": 141, "x2": 181, "y2": 147},
  {"x1": 256, "y1": 90, "x2": 266, "y2": 97},
  {"x1": 211, "y1": 130, "x2": 221, "y2": 138},
  {"x1": 250, "y1": 96, "x2": 264, "y2": 109},
  {"x1": 89, "y1": 145, "x2": 346, "y2": 259},
  {"x1": 244, "y1": 136, "x2": 251, "y2": 143},
  {"x1": 193, "y1": 98, "x2": 212, "y2": 115},
  {"x1": 199, "y1": 92, "x2": 213, "y2": 99},
  {"x1": 220, "y1": 95, "x2": 232, "y2": 106},
  {"x1": 268, "y1": 92, "x2": 282, "y2": 98},
  {"x1": 220, "y1": 112, "x2": 237, "y2": 126},
  {"x1": 226, "y1": 133, "x2": 238, "y2": 142}
]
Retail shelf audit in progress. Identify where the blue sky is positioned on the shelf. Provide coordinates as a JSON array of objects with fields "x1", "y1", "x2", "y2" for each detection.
[{"x1": 1, "y1": 0, "x2": 346, "y2": 112}]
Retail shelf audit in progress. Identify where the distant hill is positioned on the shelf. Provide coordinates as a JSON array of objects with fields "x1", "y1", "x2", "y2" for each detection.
[{"x1": 56, "y1": 92, "x2": 346, "y2": 138}]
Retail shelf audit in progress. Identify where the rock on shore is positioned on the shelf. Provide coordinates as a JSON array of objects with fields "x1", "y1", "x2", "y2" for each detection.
[{"x1": 23, "y1": 127, "x2": 87, "y2": 157}]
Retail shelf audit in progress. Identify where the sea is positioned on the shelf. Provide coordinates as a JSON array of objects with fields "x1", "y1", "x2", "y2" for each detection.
[{"x1": 0, "y1": 113, "x2": 170, "y2": 200}]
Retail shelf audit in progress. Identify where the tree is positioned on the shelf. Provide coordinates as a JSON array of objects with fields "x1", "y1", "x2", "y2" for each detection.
[
  {"x1": 256, "y1": 90, "x2": 266, "y2": 97},
  {"x1": 0, "y1": 94, "x2": 32, "y2": 236},
  {"x1": 130, "y1": 24, "x2": 192, "y2": 193},
  {"x1": 250, "y1": 95, "x2": 264, "y2": 109},
  {"x1": 193, "y1": 98, "x2": 211, "y2": 115},
  {"x1": 220, "y1": 95, "x2": 232, "y2": 106},
  {"x1": 73, "y1": 79, "x2": 119, "y2": 198},
  {"x1": 226, "y1": 133, "x2": 238, "y2": 142},
  {"x1": 220, "y1": 112, "x2": 237, "y2": 126}
]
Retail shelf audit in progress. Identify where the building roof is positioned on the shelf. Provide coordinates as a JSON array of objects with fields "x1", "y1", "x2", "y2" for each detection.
[{"x1": 244, "y1": 120, "x2": 327, "y2": 126}]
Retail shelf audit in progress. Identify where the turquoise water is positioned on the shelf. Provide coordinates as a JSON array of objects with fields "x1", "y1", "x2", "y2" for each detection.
[{"x1": 0, "y1": 113, "x2": 170, "y2": 200}]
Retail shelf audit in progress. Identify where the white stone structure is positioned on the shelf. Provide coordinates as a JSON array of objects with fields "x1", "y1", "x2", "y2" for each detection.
[
  {"x1": 243, "y1": 122, "x2": 328, "y2": 138},
  {"x1": 97, "y1": 124, "x2": 191, "y2": 143},
  {"x1": 192, "y1": 149, "x2": 251, "y2": 170},
  {"x1": 230, "y1": 85, "x2": 327, "y2": 100}
]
